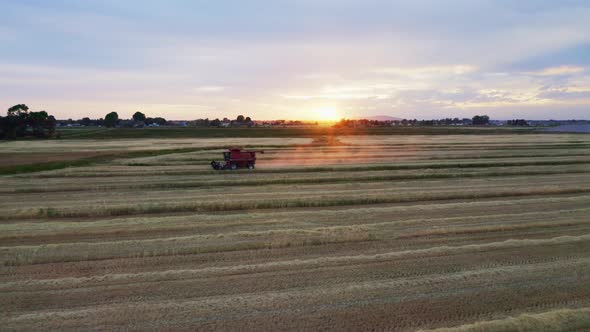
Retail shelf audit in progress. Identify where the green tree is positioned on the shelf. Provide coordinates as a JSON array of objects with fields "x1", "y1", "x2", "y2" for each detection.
[
  {"x1": 7, "y1": 104, "x2": 29, "y2": 117},
  {"x1": 472, "y1": 115, "x2": 490, "y2": 125},
  {"x1": 153, "y1": 117, "x2": 166, "y2": 125},
  {"x1": 6, "y1": 104, "x2": 30, "y2": 137},
  {"x1": 236, "y1": 115, "x2": 245, "y2": 122},
  {"x1": 104, "y1": 112, "x2": 119, "y2": 127},
  {"x1": 28, "y1": 111, "x2": 49, "y2": 137},
  {"x1": 80, "y1": 117, "x2": 92, "y2": 126},
  {"x1": 132, "y1": 111, "x2": 146, "y2": 122}
]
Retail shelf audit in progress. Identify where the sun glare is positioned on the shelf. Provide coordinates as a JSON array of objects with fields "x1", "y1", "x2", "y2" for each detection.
[{"x1": 313, "y1": 107, "x2": 340, "y2": 122}]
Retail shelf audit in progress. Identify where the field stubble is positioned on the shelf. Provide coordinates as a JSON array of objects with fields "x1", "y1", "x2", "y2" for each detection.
[{"x1": 1, "y1": 133, "x2": 590, "y2": 331}]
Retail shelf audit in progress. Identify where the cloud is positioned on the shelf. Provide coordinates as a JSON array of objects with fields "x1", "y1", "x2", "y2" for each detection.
[
  {"x1": 538, "y1": 87, "x2": 590, "y2": 100},
  {"x1": 371, "y1": 65, "x2": 477, "y2": 76},
  {"x1": 194, "y1": 86, "x2": 225, "y2": 93},
  {"x1": 535, "y1": 65, "x2": 585, "y2": 76}
]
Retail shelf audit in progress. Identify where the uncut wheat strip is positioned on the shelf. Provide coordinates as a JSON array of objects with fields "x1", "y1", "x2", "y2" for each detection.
[
  {"x1": 4, "y1": 203, "x2": 588, "y2": 239},
  {"x1": 9, "y1": 143, "x2": 590, "y2": 171},
  {"x1": 8, "y1": 156, "x2": 590, "y2": 182},
  {"x1": 112, "y1": 150, "x2": 590, "y2": 167},
  {"x1": 64, "y1": 156, "x2": 590, "y2": 176},
  {"x1": 15, "y1": 184, "x2": 590, "y2": 220},
  {"x1": 9, "y1": 161, "x2": 590, "y2": 188},
  {"x1": 29, "y1": 147, "x2": 590, "y2": 172},
  {"x1": 3, "y1": 164, "x2": 590, "y2": 194},
  {"x1": 342, "y1": 134, "x2": 589, "y2": 145},
  {"x1": 4, "y1": 256, "x2": 590, "y2": 328},
  {"x1": 0, "y1": 138, "x2": 310, "y2": 153},
  {"x1": 5, "y1": 134, "x2": 575, "y2": 154},
  {"x1": 4, "y1": 194, "x2": 589, "y2": 234},
  {"x1": 3, "y1": 179, "x2": 589, "y2": 223},
  {"x1": 1, "y1": 185, "x2": 589, "y2": 222},
  {"x1": 3, "y1": 178, "x2": 589, "y2": 223},
  {"x1": 22, "y1": 154, "x2": 590, "y2": 178},
  {"x1": 421, "y1": 307, "x2": 590, "y2": 332},
  {"x1": 108, "y1": 142, "x2": 590, "y2": 163},
  {"x1": 3, "y1": 171, "x2": 588, "y2": 212},
  {"x1": 118, "y1": 149, "x2": 590, "y2": 163}
]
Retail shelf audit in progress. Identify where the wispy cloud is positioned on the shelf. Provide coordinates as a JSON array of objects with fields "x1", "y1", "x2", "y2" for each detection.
[
  {"x1": 535, "y1": 65, "x2": 585, "y2": 76},
  {"x1": 194, "y1": 86, "x2": 226, "y2": 93}
]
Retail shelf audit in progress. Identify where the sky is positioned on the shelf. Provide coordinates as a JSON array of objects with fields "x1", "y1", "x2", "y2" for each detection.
[{"x1": 1, "y1": 0, "x2": 589, "y2": 120}]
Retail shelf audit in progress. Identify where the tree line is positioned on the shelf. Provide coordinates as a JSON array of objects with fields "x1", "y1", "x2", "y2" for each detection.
[
  {"x1": 0, "y1": 104, "x2": 56, "y2": 139},
  {"x1": 67, "y1": 111, "x2": 167, "y2": 128},
  {"x1": 334, "y1": 115, "x2": 493, "y2": 128},
  {"x1": 61, "y1": 113, "x2": 255, "y2": 128}
]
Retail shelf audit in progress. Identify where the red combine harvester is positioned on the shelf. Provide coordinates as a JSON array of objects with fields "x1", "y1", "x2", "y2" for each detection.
[{"x1": 211, "y1": 148, "x2": 264, "y2": 170}]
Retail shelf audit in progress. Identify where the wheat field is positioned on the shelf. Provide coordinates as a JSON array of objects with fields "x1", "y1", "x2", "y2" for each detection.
[{"x1": 2, "y1": 133, "x2": 590, "y2": 331}]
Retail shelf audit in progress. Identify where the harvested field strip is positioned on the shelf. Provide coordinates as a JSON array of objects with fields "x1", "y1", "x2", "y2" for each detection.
[
  {"x1": 424, "y1": 307, "x2": 590, "y2": 331},
  {"x1": 394, "y1": 215, "x2": 590, "y2": 239},
  {"x1": 3, "y1": 174, "x2": 587, "y2": 212},
  {"x1": 1, "y1": 226, "x2": 375, "y2": 265},
  {"x1": 4, "y1": 253, "x2": 590, "y2": 329},
  {"x1": 2, "y1": 229, "x2": 589, "y2": 266},
  {"x1": 2, "y1": 249, "x2": 587, "y2": 293},
  {"x1": 3, "y1": 204, "x2": 588, "y2": 246}
]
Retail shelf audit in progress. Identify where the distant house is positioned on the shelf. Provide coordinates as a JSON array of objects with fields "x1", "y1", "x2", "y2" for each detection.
[
  {"x1": 115, "y1": 120, "x2": 143, "y2": 128},
  {"x1": 167, "y1": 121, "x2": 188, "y2": 127}
]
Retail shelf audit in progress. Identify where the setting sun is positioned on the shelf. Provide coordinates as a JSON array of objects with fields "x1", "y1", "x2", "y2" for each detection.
[{"x1": 313, "y1": 107, "x2": 340, "y2": 122}]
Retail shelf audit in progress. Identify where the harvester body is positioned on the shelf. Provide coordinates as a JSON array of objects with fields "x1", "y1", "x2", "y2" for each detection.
[{"x1": 211, "y1": 148, "x2": 264, "y2": 170}]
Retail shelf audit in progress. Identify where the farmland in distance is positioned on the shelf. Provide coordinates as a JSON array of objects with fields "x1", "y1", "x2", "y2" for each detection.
[{"x1": 2, "y1": 133, "x2": 590, "y2": 331}]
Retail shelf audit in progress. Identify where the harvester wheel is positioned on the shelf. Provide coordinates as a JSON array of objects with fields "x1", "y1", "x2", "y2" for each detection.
[
  {"x1": 230, "y1": 163, "x2": 237, "y2": 170},
  {"x1": 248, "y1": 163, "x2": 255, "y2": 170}
]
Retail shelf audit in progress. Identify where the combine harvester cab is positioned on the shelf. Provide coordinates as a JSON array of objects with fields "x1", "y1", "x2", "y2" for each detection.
[{"x1": 211, "y1": 148, "x2": 264, "y2": 170}]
